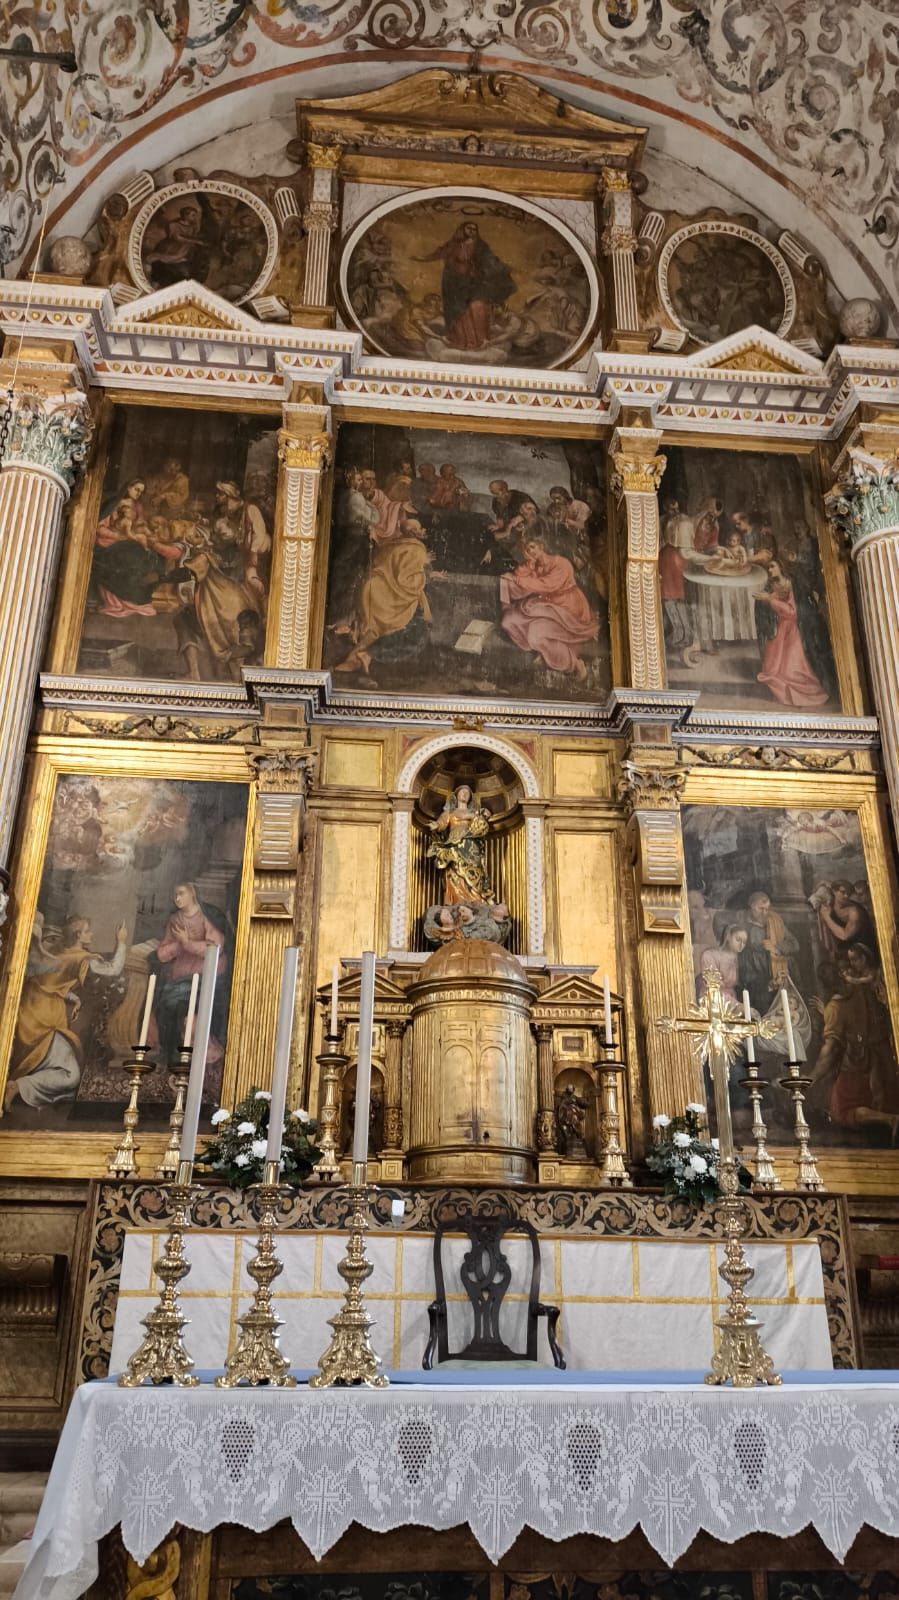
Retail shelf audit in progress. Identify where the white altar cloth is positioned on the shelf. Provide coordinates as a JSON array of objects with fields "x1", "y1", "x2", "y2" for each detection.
[{"x1": 16, "y1": 1377, "x2": 899, "y2": 1600}]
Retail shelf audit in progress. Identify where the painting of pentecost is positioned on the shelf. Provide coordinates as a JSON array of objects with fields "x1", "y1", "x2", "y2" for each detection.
[
  {"x1": 343, "y1": 192, "x2": 597, "y2": 368},
  {"x1": 76, "y1": 405, "x2": 278, "y2": 683},
  {"x1": 659, "y1": 445, "x2": 840, "y2": 712},
  {"x1": 684, "y1": 804, "x2": 899, "y2": 1149},
  {"x1": 323, "y1": 423, "x2": 611, "y2": 702}
]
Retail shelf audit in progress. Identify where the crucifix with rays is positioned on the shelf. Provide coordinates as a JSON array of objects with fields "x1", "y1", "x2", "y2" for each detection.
[{"x1": 657, "y1": 966, "x2": 782, "y2": 1388}]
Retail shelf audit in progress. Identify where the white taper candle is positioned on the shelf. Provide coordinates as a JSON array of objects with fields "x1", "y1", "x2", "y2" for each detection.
[
  {"x1": 266, "y1": 946, "x2": 300, "y2": 1165},
  {"x1": 742, "y1": 989, "x2": 755, "y2": 1064},
  {"x1": 330, "y1": 963, "x2": 339, "y2": 1037},
  {"x1": 352, "y1": 951, "x2": 376, "y2": 1169},
  {"x1": 179, "y1": 943, "x2": 220, "y2": 1165},
  {"x1": 780, "y1": 987, "x2": 797, "y2": 1063},
  {"x1": 183, "y1": 972, "x2": 200, "y2": 1049},
  {"x1": 603, "y1": 974, "x2": 613, "y2": 1047},
  {"x1": 138, "y1": 973, "x2": 156, "y2": 1048}
]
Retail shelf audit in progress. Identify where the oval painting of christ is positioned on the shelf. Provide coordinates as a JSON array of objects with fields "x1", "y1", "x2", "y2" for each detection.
[{"x1": 341, "y1": 188, "x2": 599, "y2": 369}]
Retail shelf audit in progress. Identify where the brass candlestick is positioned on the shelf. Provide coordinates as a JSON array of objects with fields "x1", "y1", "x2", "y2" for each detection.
[
  {"x1": 157, "y1": 1046, "x2": 191, "y2": 1181},
  {"x1": 596, "y1": 1047, "x2": 632, "y2": 1188},
  {"x1": 314, "y1": 1031, "x2": 346, "y2": 1182},
  {"x1": 738, "y1": 1056, "x2": 782, "y2": 1192},
  {"x1": 778, "y1": 1057, "x2": 825, "y2": 1192},
  {"x1": 107, "y1": 1044, "x2": 156, "y2": 1179},
  {"x1": 119, "y1": 1160, "x2": 199, "y2": 1387},
  {"x1": 217, "y1": 1160, "x2": 295, "y2": 1388},
  {"x1": 706, "y1": 1154, "x2": 782, "y2": 1389},
  {"x1": 309, "y1": 1162, "x2": 389, "y2": 1388}
]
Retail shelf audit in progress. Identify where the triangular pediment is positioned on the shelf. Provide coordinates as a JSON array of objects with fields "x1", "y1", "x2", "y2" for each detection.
[
  {"x1": 114, "y1": 282, "x2": 260, "y2": 333},
  {"x1": 535, "y1": 975, "x2": 608, "y2": 1008},
  {"x1": 685, "y1": 326, "x2": 825, "y2": 377},
  {"x1": 329, "y1": 971, "x2": 409, "y2": 1003}
]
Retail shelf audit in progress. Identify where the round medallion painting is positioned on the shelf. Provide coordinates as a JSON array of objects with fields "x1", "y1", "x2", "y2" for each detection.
[
  {"x1": 661, "y1": 224, "x2": 792, "y2": 343},
  {"x1": 342, "y1": 189, "x2": 598, "y2": 368},
  {"x1": 132, "y1": 181, "x2": 275, "y2": 304}
]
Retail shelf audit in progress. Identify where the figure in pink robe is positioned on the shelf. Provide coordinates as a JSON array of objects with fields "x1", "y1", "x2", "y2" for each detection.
[
  {"x1": 500, "y1": 539, "x2": 598, "y2": 680},
  {"x1": 756, "y1": 562, "x2": 829, "y2": 708}
]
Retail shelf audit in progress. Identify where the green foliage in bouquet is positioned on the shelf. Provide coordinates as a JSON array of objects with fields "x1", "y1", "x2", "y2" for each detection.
[
  {"x1": 645, "y1": 1103, "x2": 752, "y2": 1208},
  {"x1": 195, "y1": 1087, "x2": 323, "y2": 1189}
]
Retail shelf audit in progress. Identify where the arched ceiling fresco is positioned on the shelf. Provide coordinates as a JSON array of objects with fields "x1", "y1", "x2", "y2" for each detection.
[{"x1": 1, "y1": 0, "x2": 896, "y2": 310}]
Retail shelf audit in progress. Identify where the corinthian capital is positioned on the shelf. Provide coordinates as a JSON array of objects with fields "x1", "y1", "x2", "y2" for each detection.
[
  {"x1": 827, "y1": 437, "x2": 899, "y2": 549},
  {"x1": 279, "y1": 431, "x2": 332, "y2": 471},
  {"x1": 3, "y1": 385, "x2": 93, "y2": 490},
  {"x1": 610, "y1": 422, "x2": 666, "y2": 498}
]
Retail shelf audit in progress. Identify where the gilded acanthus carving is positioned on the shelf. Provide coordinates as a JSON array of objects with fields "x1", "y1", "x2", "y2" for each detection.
[
  {"x1": 827, "y1": 446, "x2": 899, "y2": 547},
  {"x1": 4, "y1": 387, "x2": 93, "y2": 489},
  {"x1": 618, "y1": 761, "x2": 687, "y2": 813},
  {"x1": 301, "y1": 201, "x2": 338, "y2": 234},
  {"x1": 250, "y1": 749, "x2": 317, "y2": 794},
  {"x1": 679, "y1": 744, "x2": 858, "y2": 773},
  {"x1": 618, "y1": 760, "x2": 686, "y2": 936},
  {"x1": 307, "y1": 143, "x2": 342, "y2": 170},
  {"x1": 125, "y1": 1539, "x2": 180, "y2": 1600},
  {"x1": 62, "y1": 712, "x2": 255, "y2": 743},
  {"x1": 612, "y1": 453, "x2": 666, "y2": 496},
  {"x1": 279, "y1": 432, "x2": 332, "y2": 473}
]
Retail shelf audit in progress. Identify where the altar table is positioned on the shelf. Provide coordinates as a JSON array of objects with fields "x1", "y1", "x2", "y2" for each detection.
[{"x1": 16, "y1": 1375, "x2": 899, "y2": 1600}]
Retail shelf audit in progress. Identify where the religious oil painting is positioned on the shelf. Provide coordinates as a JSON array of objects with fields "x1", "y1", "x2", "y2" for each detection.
[
  {"x1": 134, "y1": 182, "x2": 273, "y2": 302},
  {"x1": 2, "y1": 776, "x2": 248, "y2": 1133},
  {"x1": 323, "y1": 423, "x2": 610, "y2": 702},
  {"x1": 342, "y1": 190, "x2": 598, "y2": 368},
  {"x1": 76, "y1": 404, "x2": 278, "y2": 682},
  {"x1": 659, "y1": 446, "x2": 839, "y2": 712},
  {"x1": 662, "y1": 224, "x2": 790, "y2": 342},
  {"x1": 683, "y1": 803, "x2": 899, "y2": 1149}
]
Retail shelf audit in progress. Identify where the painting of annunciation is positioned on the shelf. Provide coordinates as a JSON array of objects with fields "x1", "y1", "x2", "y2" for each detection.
[
  {"x1": 2, "y1": 775, "x2": 247, "y2": 1132},
  {"x1": 323, "y1": 423, "x2": 610, "y2": 702},
  {"x1": 659, "y1": 445, "x2": 839, "y2": 712},
  {"x1": 76, "y1": 404, "x2": 278, "y2": 683},
  {"x1": 683, "y1": 803, "x2": 899, "y2": 1148}
]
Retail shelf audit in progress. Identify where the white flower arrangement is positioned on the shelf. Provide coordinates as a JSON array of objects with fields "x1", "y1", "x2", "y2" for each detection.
[
  {"x1": 195, "y1": 1087, "x2": 322, "y2": 1189},
  {"x1": 645, "y1": 1105, "x2": 750, "y2": 1207}
]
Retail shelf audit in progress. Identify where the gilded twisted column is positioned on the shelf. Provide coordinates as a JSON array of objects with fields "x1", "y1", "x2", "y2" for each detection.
[
  {"x1": 828, "y1": 424, "x2": 899, "y2": 837},
  {"x1": 269, "y1": 409, "x2": 331, "y2": 670},
  {"x1": 0, "y1": 355, "x2": 92, "y2": 904},
  {"x1": 611, "y1": 423, "x2": 667, "y2": 690}
]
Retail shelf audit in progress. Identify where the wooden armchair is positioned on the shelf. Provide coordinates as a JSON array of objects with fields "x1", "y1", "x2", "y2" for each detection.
[{"x1": 422, "y1": 1212, "x2": 565, "y2": 1370}]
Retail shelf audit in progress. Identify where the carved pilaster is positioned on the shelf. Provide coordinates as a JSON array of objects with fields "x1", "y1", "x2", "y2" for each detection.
[
  {"x1": 228, "y1": 749, "x2": 317, "y2": 1104},
  {"x1": 270, "y1": 406, "x2": 331, "y2": 671},
  {"x1": 301, "y1": 143, "x2": 341, "y2": 314},
  {"x1": 0, "y1": 361, "x2": 92, "y2": 902},
  {"x1": 610, "y1": 422, "x2": 666, "y2": 691},
  {"x1": 383, "y1": 1019, "x2": 406, "y2": 1153},
  {"x1": 535, "y1": 1023, "x2": 557, "y2": 1151},
  {"x1": 599, "y1": 168, "x2": 640, "y2": 344},
  {"x1": 828, "y1": 422, "x2": 899, "y2": 839},
  {"x1": 618, "y1": 756, "x2": 700, "y2": 1118}
]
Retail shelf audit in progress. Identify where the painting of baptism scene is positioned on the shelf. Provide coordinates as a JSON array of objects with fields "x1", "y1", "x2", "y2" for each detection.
[
  {"x1": 342, "y1": 192, "x2": 597, "y2": 367},
  {"x1": 3, "y1": 776, "x2": 247, "y2": 1132},
  {"x1": 659, "y1": 446, "x2": 839, "y2": 711},
  {"x1": 76, "y1": 405, "x2": 278, "y2": 682},
  {"x1": 684, "y1": 804, "x2": 898, "y2": 1148},
  {"x1": 323, "y1": 424, "x2": 610, "y2": 701}
]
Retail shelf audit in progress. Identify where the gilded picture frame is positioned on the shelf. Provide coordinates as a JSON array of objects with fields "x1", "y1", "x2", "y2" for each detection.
[
  {"x1": 681, "y1": 766, "x2": 899, "y2": 1194},
  {"x1": 0, "y1": 737, "x2": 256, "y2": 1179}
]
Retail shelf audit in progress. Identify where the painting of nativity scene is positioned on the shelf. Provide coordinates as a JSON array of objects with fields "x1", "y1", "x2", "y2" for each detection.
[
  {"x1": 3, "y1": 776, "x2": 247, "y2": 1132},
  {"x1": 343, "y1": 193, "x2": 596, "y2": 368},
  {"x1": 76, "y1": 406, "x2": 278, "y2": 682},
  {"x1": 659, "y1": 446, "x2": 839, "y2": 712},
  {"x1": 684, "y1": 804, "x2": 899, "y2": 1148},
  {"x1": 323, "y1": 424, "x2": 610, "y2": 702}
]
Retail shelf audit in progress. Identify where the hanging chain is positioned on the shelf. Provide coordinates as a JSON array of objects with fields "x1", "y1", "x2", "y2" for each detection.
[{"x1": 0, "y1": 387, "x2": 14, "y2": 468}]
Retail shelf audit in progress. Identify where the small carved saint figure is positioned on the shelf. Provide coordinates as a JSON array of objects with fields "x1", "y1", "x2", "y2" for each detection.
[
  {"x1": 555, "y1": 1083, "x2": 589, "y2": 1160},
  {"x1": 426, "y1": 785, "x2": 495, "y2": 906}
]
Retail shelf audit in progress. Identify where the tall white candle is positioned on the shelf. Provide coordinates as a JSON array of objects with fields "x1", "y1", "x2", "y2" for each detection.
[
  {"x1": 138, "y1": 973, "x2": 156, "y2": 1048},
  {"x1": 780, "y1": 987, "x2": 797, "y2": 1062},
  {"x1": 352, "y1": 951, "x2": 376, "y2": 1169},
  {"x1": 179, "y1": 943, "x2": 220, "y2": 1165},
  {"x1": 183, "y1": 972, "x2": 200, "y2": 1048},
  {"x1": 266, "y1": 946, "x2": 300, "y2": 1165},
  {"x1": 742, "y1": 989, "x2": 755, "y2": 1064},
  {"x1": 329, "y1": 963, "x2": 339, "y2": 1037},
  {"x1": 603, "y1": 974, "x2": 613, "y2": 1047}
]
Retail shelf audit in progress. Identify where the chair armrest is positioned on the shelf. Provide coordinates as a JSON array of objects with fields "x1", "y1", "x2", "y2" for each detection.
[
  {"x1": 423, "y1": 1298, "x2": 446, "y2": 1371},
  {"x1": 536, "y1": 1301, "x2": 566, "y2": 1370}
]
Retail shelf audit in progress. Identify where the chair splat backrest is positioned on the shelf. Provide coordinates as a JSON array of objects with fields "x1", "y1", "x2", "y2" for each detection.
[{"x1": 430, "y1": 1213, "x2": 545, "y2": 1364}]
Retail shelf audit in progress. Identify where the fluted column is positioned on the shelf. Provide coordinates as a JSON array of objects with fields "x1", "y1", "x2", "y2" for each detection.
[
  {"x1": 269, "y1": 408, "x2": 331, "y2": 670},
  {"x1": 828, "y1": 425, "x2": 899, "y2": 835},
  {"x1": 301, "y1": 144, "x2": 341, "y2": 317},
  {"x1": 610, "y1": 422, "x2": 667, "y2": 689},
  {"x1": 0, "y1": 362, "x2": 92, "y2": 897},
  {"x1": 535, "y1": 1023, "x2": 556, "y2": 1151},
  {"x1": 599, "y1": 168, "x2": 640, "y2": 347}
]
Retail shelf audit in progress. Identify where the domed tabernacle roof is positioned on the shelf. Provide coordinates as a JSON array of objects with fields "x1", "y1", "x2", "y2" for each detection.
[{"x1": 417, "y1": 936, "x2": 530, "y2": 986}]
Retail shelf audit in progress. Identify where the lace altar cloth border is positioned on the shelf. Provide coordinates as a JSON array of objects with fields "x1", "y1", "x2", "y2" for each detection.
[{"x1": 17, "y1": 1379, "x2": 899, "y2": 1600}]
